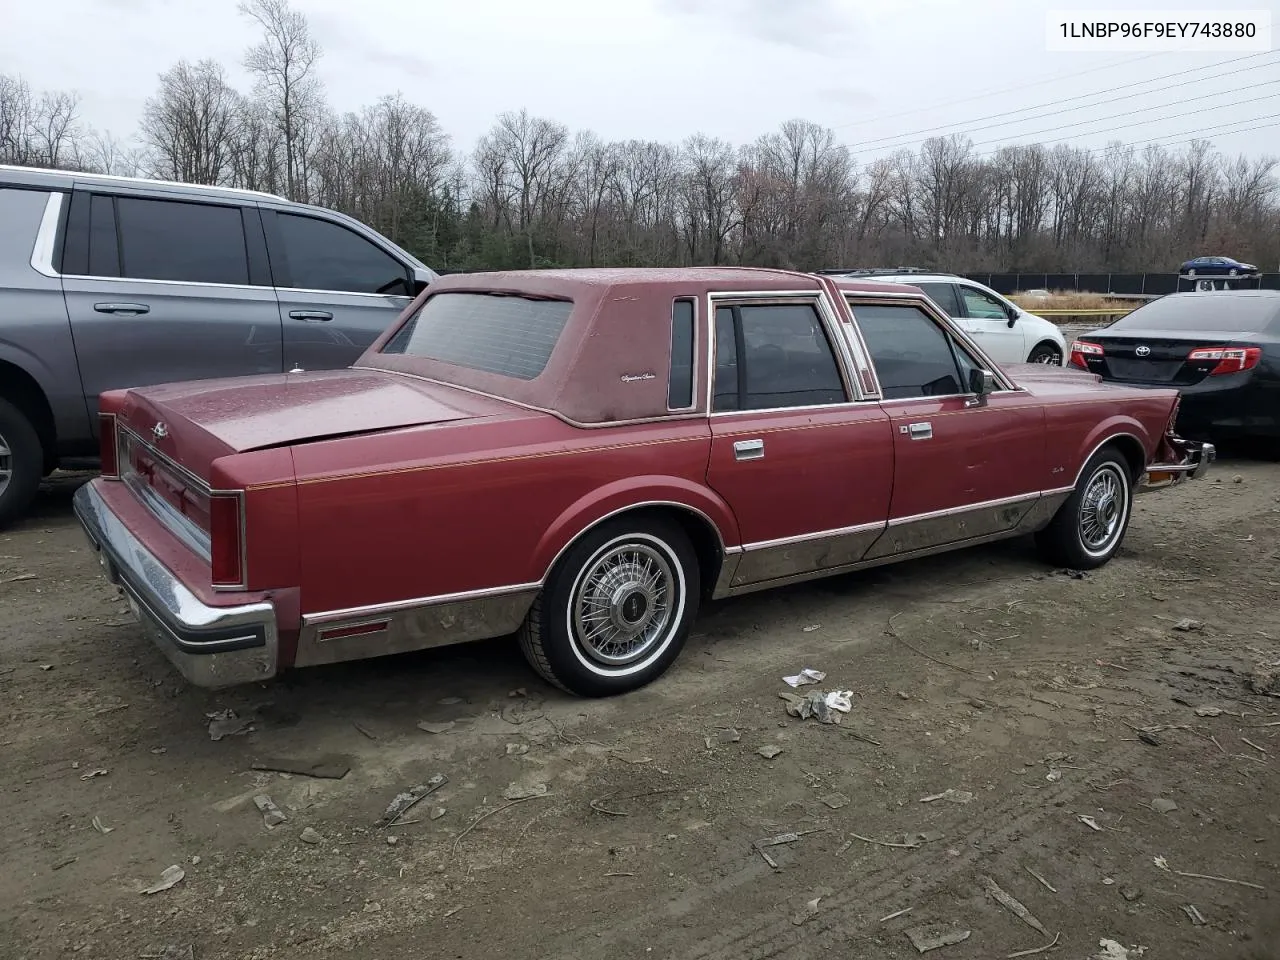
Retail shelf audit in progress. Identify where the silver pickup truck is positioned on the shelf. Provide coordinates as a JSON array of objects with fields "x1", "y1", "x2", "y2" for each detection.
[{"x1": 0, "y1": 165, "x2": 437, "y2": 527}]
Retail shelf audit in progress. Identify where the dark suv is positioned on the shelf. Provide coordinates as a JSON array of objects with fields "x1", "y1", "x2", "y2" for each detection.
[{"x1": 0, "y1": 164, "x2": 437, "y2": 527}]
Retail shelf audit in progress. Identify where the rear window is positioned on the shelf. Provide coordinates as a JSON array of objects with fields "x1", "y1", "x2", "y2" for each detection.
[
  {"x1": 1110, "y1": 294, "x2": 1280, "y2": 333},
  {"x1": 380, "y1": 292, "x2": 573, "y2": 380}
]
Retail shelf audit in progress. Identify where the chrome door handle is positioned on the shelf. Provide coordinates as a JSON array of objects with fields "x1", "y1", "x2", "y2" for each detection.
[
  {"x1": 905, "y1": 422, "x2": 933, "y2": 440},
  {"x1": 93, "y1": 302, "x2": 150, "y2": 315},
  {"x1": 733, "y1": 438, "x2": 764, "y2": 461},
  {"x1": 289, "y1": 310, "x2": 334, "y2": 322}
]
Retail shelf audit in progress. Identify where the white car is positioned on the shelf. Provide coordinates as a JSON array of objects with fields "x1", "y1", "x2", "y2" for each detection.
[{"x1": 833, "y1": 272, "x2": 1068, "y2": 366}]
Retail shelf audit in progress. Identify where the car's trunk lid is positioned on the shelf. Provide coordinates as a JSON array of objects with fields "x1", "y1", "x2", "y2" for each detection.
[
  {"x1": 1083, "y1": 328, "x2": 1258, "y2": 385},
  {"x1": 116, "y1": 369, "x2": 514, "y2": 472},
  {"x1": 111, "y1": 369, "x2": 521, "y2": 552}
]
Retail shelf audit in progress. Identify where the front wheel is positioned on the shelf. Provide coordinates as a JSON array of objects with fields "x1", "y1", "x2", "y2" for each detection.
[
  {"x1": 1027, "y1": 342, "x2": 1063, "y2": 365},
  {"x1": 518, "y1": 515, "x2": 700, "y2": 697},
  {"x1": 1034, "y1": 444, "x2": 1134, "y2": 569}
]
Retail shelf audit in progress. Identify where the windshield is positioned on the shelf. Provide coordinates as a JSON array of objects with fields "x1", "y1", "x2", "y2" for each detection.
[
  {"x1": 1108, "y1": 294, "x2": 1280, "y2": 334},
  {"x1": 380, "y1": 291, "x2": 573, "y2": 380}
]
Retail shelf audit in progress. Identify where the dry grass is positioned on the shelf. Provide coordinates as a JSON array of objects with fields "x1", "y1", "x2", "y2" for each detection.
[{"x1": 1009, "y1": 289, "x2": 1136, "y2": 311}]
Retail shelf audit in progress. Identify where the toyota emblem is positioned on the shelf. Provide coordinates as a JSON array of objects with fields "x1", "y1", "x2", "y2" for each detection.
[
  {"x1": 152, "y1": 422, "x2": 168, "y2": 440},
  {"x1": 1135, "y1": 345, "x2": 1151, "y2": 357}
]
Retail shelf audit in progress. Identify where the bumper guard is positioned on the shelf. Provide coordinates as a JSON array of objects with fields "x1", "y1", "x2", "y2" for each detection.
[
  {"x1": 1138, "y1": 438, "x2": 1216, "y2": 493},
  {"x1": 73, "y1": 481, "x2": 279, "y2": 688}
]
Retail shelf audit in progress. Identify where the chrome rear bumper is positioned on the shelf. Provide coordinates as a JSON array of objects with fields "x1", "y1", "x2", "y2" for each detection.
[
  {"x1": 1139, "y1": 439, "x2": 1216, "y2": 492},
  {"x1": 73, "y1": 481, "x2": 278, "y2": 688}
]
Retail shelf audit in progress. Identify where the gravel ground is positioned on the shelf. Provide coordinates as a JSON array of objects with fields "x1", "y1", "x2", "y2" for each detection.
[{"x1": 2, "y1": 461, "x2": 1279, "y2": 960}]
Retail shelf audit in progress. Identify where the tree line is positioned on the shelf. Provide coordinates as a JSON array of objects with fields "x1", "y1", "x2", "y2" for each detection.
[{"x1": 3, "y1": 0, "x2": 1277, "y2": 276}]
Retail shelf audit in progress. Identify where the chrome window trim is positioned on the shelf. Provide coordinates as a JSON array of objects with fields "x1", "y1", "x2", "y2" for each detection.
[
  {"x1": 55, "y1": 271, "x2": 408, "y2": 300},
  {"x1": 703, "y1": 290, "x2": 867, "y2": 417},
  {"x1": 29, "y1": 191, "x2": 64, "y2": 278},
  {"x1": 840, "y1": 293, "x2": 1023, "y2": 397},
  {"x1": 666, "y1": 296, "x2": 700, "y2": 413},
  {"x1": 815, "y1": 275, "x2": 883, "y2": 399}
]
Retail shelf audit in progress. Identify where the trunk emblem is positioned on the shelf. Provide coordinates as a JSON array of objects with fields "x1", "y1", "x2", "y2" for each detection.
[
  {"x1": 1135, "y1": 345, "x2": 1151, "y2": 357},
  {"x1": 152, "y1": 422, "x2": 168, "y2": 440}
]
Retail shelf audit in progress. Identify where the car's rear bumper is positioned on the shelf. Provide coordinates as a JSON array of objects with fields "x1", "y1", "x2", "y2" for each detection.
[
  {"x1": 73, "y1": 481, "x2": 279, "y2": 688},
  {"x1": 1138, "y1": 438, "x2": 1216, "y2": 493}
]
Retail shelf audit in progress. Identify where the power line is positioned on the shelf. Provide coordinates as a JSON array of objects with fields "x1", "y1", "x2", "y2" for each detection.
[
  {"x1": 848, "y1": 51, "x2": 1278, "y2": 151},
  {"x1": 970, "y1": 110, "x2": 1280, "y2": 161},
  {"x1": 851, "y1": 87, "x2": 1280, "y2": 160},
  {"x1": 830, "y1": 53, "x2": 1164, "y2": 129},
  {"x1": 966, "y1": 87, "x2": 1280, "y2": 152}
]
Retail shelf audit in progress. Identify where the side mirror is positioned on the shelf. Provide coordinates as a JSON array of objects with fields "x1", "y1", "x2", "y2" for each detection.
[
  {"x1": 411, "y1": 266, "x2": 434, "y2": 296},
  {"x1": 967, "y1": 367, "x2": 996, "y2": 406},
  {"x1": 1006, "y1": 305, "x2": 1019, "y2": 327}
]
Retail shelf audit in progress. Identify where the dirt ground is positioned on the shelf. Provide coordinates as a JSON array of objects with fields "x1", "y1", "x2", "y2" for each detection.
[{"x1": 2, "y1": 459, "x2": 1279, "y2": 960}]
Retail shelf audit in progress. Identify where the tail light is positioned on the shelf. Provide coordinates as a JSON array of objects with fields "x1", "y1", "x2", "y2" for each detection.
[
  {"x1": 1186, "y1": 345, "x2": 1260, "y2": 376},
  {"x1": 1069, "y1": 340, "x2": 1103, "y2": 369},
  {"x1": 209, "y1": 492, "x2": 246, "y2": 588},
  {"x1": 98, "y1": 413, "x2": 120, "y2": 479}
]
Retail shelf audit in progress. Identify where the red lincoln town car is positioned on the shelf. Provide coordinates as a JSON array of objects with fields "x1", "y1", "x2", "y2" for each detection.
[{"x1": 74, "y1": 267, "x2": 1214, "y2": 697}]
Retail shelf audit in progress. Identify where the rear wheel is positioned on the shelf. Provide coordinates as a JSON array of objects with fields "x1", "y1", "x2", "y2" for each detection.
[
  {"x1": 1034, "y1": 444, "x2": 1133, "y2": 570},
  {"x1": 517, "y1": 515, "x2": 700, "y2": 697},
  {"x1": 0, "y1": 398, "x2": 44, "y2": 529},
  {"x1": 1027, "y1": 342, "x2": 1063, "y2": 365}
]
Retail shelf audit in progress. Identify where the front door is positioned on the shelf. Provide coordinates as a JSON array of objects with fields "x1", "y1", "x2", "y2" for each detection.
[
  {"x1": 703, "y1": 297, "x2": 894, "y2": 589},
  {"x1": 60, "y1": 190, "x2": 283, "y2": 420},
  {"x1": 844, "y1": 299, "x2": 1048, "y2": 559},
  {"x1": 954, "y1": 283, "x2": 1025, "y2": 364},
  {"x1": 262, "y1": 209, "x2": 416, "y2": 371}
]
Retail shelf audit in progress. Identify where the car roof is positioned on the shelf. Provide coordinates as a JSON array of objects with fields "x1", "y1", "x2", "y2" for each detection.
[
  {"x1": 837, "y1": 272, "x2": 976, "y2": 285},
  {"x1": 425, "y1": 266, "x2": 925, "y2": 296},
  {"x1": 0, "y1": 163, "x2": 288, "y2": 203}
]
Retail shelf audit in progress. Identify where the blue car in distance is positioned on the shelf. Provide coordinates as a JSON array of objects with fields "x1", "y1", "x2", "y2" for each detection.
[{"x1": 1179, "y1": 255, "x2": 1258, "y2": 277}]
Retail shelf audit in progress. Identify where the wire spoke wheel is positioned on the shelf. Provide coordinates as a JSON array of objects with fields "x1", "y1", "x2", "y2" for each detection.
[
  {"x1": 570, "y1": 541, "x2": 676, "y2": 668},
  {"x1": 1079, "y1": 463, "x2": 1127, "y2": 554}
]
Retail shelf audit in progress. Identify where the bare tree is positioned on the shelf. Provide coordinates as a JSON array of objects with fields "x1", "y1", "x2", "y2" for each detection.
[
  {"x1": 238, "y1": 0, "x2": 324, "y2": 201},
  {"x1": 139, "y1": 59, "x2": 243, "y2": 185},
  {"x1": 0, "y1": 74, "x2": 84, "y2": 168}
]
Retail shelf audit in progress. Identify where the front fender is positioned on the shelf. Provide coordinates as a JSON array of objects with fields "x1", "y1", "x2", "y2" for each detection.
[{"x1": 530, "y1": 475, "x2": 741, "y2": 580}]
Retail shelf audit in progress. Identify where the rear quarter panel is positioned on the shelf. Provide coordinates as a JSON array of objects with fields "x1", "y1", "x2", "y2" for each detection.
[
  {"x1": 1035, "y1": 379, "x2": 1178, "y2": 484},
  {"x1": 289, "y1": 414, "x2": 732, "y2": 617}
]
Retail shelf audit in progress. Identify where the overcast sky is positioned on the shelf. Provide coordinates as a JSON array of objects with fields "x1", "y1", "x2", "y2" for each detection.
[{"x1": 4, "y1": 0, "x2": 1279, "y2": 161}]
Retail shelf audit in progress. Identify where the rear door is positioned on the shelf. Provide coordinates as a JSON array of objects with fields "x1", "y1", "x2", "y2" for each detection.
[
  {"x1": 912, "y1": 281, "x2": 963, "y2": 319},
  {"x1": 262, "y1": 208, "x2": 417, "y2": 371},
  {"x1": 846, "y1": 298, "x2": 1047, "y2": 558},
  {"x1": 60, "y1": 189, "x2": 283, "y2": 420},
  {"x1": 954, "y1": 283, "x2": 1024, "y2": 364},
  {"x1": 703, "y1": 295, "x2": 894, "y2": 588}
]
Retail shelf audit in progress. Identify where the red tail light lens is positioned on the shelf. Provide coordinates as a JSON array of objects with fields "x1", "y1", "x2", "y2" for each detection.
[
  {"x1": 1069, "y1": 340, "x2": 1103, "y2": 369},
  {"x1": 210, "y1": 493, "x2": 245, "y2": 588},
  {"x1": 1186, "y1": 345, "x2": 1260, "y2": 376},
  {"x1": 98, "y1": 414, "x2": 119, "y2": 479}
]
